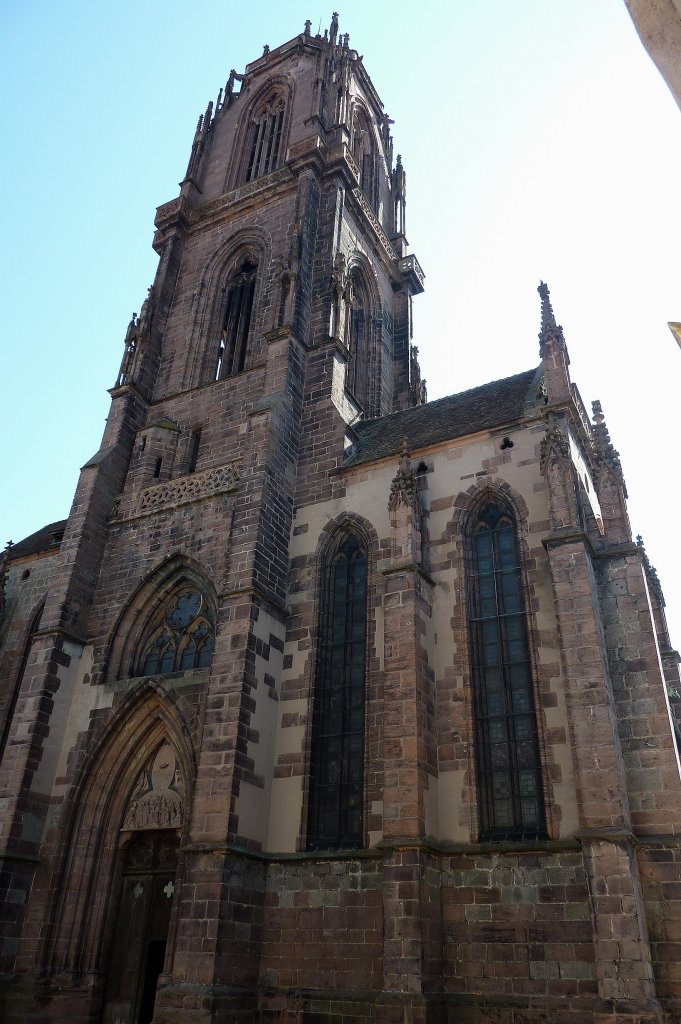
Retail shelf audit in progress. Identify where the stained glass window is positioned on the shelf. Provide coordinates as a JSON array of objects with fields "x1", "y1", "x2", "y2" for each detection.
[
  {"x1": 467, "y1": 503, "x2": 546, "y2": 840},
  {"x1": 138, "y1": 590, "x2": 214, "y2": 677},
  {"x1": 307, "y1": 533, "x2": 367, "y2": 849}
]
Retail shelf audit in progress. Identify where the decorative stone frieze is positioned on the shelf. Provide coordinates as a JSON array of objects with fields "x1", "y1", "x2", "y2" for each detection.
[{"x1": 133, "y1": 462, "x2": 240, "y2": 517}]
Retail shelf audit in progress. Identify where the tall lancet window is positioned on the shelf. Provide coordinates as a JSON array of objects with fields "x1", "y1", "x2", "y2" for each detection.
[
  {"x1": 346, "y1": 273, "x2": 369, "y2": 411},
  {"x1": 244, "y1": 97, "x2": 285, "y2": 182},
  {"x1": 214, "y1": 257, "x2": 258, "y2": 379},
  {"x1": 467, "y1": 502, "x2": 546, "y2": 840},
  {"x1": 307, "y1": 531, "x2": 368, "y2": 850}
]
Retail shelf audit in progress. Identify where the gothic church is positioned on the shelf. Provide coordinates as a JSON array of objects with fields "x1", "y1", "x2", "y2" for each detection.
[{"x1": 1, "y1": 15, "x2": 681, "y2": 1024}]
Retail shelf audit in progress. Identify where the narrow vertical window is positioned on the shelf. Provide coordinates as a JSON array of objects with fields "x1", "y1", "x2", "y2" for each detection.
[
  {"x1": 351, "y1": 111, "x2": 376, "y2": 208},
  {"x1": 467, "y1": 502, "x2": 546, "y2": 840},
  {"x1": 307, "y1": 532, "x2": 367, "y2": 849},
  {"x1": 245, "y1": 101, "x2": 285, "y2": 182},
  {"x1": 346, "y1": 273, "x2": 369, "y2": 411},
  {"x1": 215, "y1": 257, "x2": 258, "y2": 379},
  {"x1": 188, "y1": 428, "x2": 202, "y2": 474}
]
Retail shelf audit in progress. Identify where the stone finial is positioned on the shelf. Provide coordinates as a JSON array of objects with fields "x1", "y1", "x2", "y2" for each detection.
[
  {"x1": 304, "y1": 19, "x2": 311, "y2": 36},
  {"x1": 537, "y1": 281, "x2": 566, "y2": 353},
  {"x1": 591, "y1": 399, "x2": 627, "y2": 496},
  {"x1": 330, "y1": 12, "x2": 339, "y2": 45},
  {"x1": 388, "y1": 438, "x2": 419, "y2": 512},
  {"x1": 636, "y1": 535, "x2": 665, "y2": 605},
  {"x1": 137, "y1": 286, "x2": 154, "y2": 337}
]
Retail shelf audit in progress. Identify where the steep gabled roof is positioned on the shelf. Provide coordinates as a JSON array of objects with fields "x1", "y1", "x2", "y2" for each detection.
[
  {"x1": 343, "y1": 367, "x2": 541, "y2": 469},
  {"x1": 6, "y1": 520, "x2": 66, "y2": 562}
]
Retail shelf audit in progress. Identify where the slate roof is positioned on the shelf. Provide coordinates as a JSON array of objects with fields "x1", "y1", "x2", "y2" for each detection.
[
  {"x1": 344, "y1": 367, "x2": 541, "y2": 468},
  {"x1": 7, "y1": 520, "x2": 66, "y2": 562}
]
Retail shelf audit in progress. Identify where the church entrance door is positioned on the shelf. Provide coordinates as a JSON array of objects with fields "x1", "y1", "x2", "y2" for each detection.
[{"x1": 101, "y1": 830, "x2": 179, "y2": 1024}]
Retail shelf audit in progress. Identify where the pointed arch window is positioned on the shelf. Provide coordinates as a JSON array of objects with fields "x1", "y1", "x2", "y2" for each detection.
[
  {"x1": 307, "y1": 531, "x2": 368, "y2": 850},
  {"x1": 214, "y1": 256, "x2": 258, "y2": 379},
  {"x1": 467, "y1": 502, "x2": 546, "y2": 840},
  {"x1": 138, "y1": 589, "x2": 215, "y2": 677},
  {"x1": 244, "y1": 97, "x2": 285, "y2": 182}
]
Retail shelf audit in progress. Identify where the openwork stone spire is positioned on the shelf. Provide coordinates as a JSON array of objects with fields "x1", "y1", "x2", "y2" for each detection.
[{"x1": 537, "y1": 281, "x2": 566, "y2": 354}]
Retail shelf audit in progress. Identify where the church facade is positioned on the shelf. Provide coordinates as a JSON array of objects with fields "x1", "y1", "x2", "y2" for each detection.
[{"x1": 1, "y1": 16, "x2": 681, "y2": 1024}]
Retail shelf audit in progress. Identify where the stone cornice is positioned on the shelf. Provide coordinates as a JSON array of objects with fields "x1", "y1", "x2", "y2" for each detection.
[
  {"x1": 379, "y1": 560, "x2": 434, "y2": 587},
  {"x1": 217, "y1": 584, "x2": 288, "y2": 619},
  {"x1": 153, "y1": 167, "x2": 296, "y2": 246},
  {"x1": 542, "y1": 528, "x2": 595, "y2": 555},
  {"x1": 349, "y1": 186, "x2": 396, "y2": 261}
]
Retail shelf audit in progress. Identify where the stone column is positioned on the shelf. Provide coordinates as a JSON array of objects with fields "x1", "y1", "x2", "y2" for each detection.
[
  {"x1": 377, "y1": 448, "x2": 438, "y2": 1024},
  {"x1": 542, "y1": 418, "x2": 663, "y2": 1021}
]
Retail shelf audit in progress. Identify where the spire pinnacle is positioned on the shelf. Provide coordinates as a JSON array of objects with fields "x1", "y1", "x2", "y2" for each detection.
[
  {"x1": 591, "y1": 399, "x2": 627, "y2": 497},
  {"x1": 537, "y1": 281, "x2": 565, "y2": 353}
]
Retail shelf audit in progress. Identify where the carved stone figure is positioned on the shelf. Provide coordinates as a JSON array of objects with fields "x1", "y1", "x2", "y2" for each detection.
[{"x1": 122, "y1": 743, "x2": 185, "y2": 831}]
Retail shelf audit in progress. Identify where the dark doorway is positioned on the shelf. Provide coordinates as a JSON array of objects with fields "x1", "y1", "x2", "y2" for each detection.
[
  {"x1": 101, "y1": 831, "x2": 179, "y2": 1024},
  {"x1": 138, "y1": 940, "x2": 167, "y2": 1024}
]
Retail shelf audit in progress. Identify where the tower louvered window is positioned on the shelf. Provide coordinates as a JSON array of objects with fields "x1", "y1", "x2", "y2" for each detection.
[
  {"x1": 307, "y1": 532, "x2": 367, "y2": 849},
  {"x1": 214, "y1": 257, "x2": 257, "y2": 379},
  {"x1": 245, "y1": 101, "x2": 285, "y2": 182},
  {"x1": 138, "y1": 590, "x2": 214, "y2": 676},
  {"x1": 467, "y1": 503, "x2": 546, "y2": 840}
]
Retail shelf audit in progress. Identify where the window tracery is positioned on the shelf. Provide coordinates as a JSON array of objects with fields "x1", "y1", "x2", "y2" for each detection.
[
  {"x1": 307, "y1": 531, "x2": 367, "y2": 849},
  {"x1": 244, "y1": 97, "x2": 285, "y2": 182},
  {"x1": 138, "y1": 589, "x2": 215, "y2": 677},
  {"x1": 466, "y1": 502, "x2": 546, "y2": 840}
]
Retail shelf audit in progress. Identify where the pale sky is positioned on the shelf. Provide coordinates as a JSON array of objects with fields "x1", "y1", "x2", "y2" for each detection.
[{"x1": 2, "y1": 1, "x2": 680, "y2": 644}]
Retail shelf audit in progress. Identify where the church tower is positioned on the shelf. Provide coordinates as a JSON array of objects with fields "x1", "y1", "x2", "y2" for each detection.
[
  {"x1": 0, "y1": 16, "x2": 424, "y2": 1024},
  {"x1": 2, "y1": 14, "x2": 681, "y2": 1024}
]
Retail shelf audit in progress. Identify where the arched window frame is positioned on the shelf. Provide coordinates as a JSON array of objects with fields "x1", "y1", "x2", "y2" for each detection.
[
  {"x1": 136, "y1": 587, "x2": 215, "y2": 678},
  {"x1": 0, "y1": 598, "x2": 45, "y2": 762},
  {"x1": 214, "y1": 253, "x2": 258, "y2": 380},
  {"x1": 306, "y1": 529, "x2": 369, "y2": 851},
  {"x1": 466, "y1": 500, "x2": 547, "y2": 841},
  {"x1": 243, "y1": 93, "x2": 286, "y2": 183}
]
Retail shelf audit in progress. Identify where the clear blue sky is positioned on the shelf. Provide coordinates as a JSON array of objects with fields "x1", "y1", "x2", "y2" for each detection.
[{"x1": 2, "y1": 1, "x2": 680, "y2": 641}]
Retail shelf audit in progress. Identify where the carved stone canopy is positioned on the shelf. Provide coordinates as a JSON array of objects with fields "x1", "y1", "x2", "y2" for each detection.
[
  {"x1": 539, "y1": 414, "x2": 571, "y2": 475},
  {"x1": 122, "y1": 742, "x2": 185, "y2": 832},
  {"x1": 388, "y1": 438, "x2": 420, "y2": 512}
]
